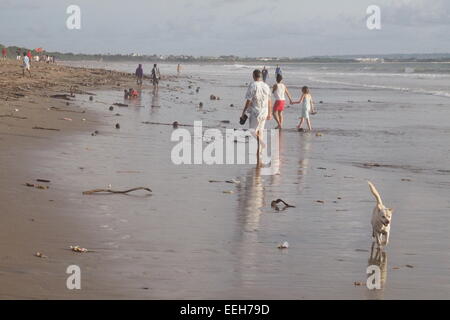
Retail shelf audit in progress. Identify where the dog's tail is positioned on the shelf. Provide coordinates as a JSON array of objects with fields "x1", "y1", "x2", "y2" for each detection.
[{"x1": 368, "y1": 181, "x2": 383, "y2": 206}]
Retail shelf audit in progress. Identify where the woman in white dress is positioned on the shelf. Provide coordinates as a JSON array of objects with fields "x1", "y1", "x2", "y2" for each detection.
[{"x1": 292, "y1": 86, "x2": 316, "y2": 131}]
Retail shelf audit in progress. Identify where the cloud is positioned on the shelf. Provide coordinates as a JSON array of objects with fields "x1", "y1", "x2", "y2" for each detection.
[{"x1": 0, "y1": 0, "x2": 449, "y2": 56}]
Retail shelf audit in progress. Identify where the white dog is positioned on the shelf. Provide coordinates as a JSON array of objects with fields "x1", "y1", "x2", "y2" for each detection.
[{"x1": 368, "y1": 181, "x2": 393, "y2": 248}]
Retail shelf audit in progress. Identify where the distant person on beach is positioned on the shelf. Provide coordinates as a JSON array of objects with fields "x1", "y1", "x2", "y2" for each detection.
[
  {"x1": 16, "y1": 49, "x2": 21, "y2": 60},
  {"x1": 262, "y1": 66, "x2": 268, "y2": 82},
  {"x1": 272, "y1": 74, "x2": 293, "y2": 129},
  {"x1": 135, "y1": 64, "x2": 144, "y2": 85},
  {"x1": 241, "y1": 69, "x2": 272, "y2": 155},
  {"x1": 151, "y1": 64, "x2": 161, "y2": 90},
  {"x1": 275, "y1": 65, "x2": 282, "y2": 77},
  {"x1": 292, "y1": 86, "x2": 316, "y2": 131},
  {"x1": 124, "y1": 89, "x2": 130, "y2": 99},
  {"x1": 1, "y1": 47, "x2": 6, "y2": 60},
  {"x1": 22, "y1": 52, "x2": 31, "y2": 77},
  {"x1": 177, "y1": 64, "x2": 181, "y2": 76}
]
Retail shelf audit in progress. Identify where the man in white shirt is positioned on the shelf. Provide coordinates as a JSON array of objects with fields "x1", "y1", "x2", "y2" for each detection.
[
  {"x1": 241, "y1": 69, "x2": 272, "y2": 156},
  {"x1": 22, "y1": 53, "x2": 31, "y2": 77}
]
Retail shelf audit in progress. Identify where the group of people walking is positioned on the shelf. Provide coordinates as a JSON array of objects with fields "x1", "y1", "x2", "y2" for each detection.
[
  {"x1": 135, "y1": 63, "x2": 161, "y2": 91},
  {"x1": 241, "y1": 68, "x2": 317, "y2": 151}
]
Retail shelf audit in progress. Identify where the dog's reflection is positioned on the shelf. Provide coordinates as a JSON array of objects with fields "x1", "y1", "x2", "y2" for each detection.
[{"x1": 367, "y1": 242, "x2": 388, "y2": 290}]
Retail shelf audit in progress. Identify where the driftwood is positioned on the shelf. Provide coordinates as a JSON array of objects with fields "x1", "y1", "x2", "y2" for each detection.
[
  {"x1": 32, "y1": 126, "x2": 60, "y2": 131},
  {"x1": 142, "y1": 121, "x2": 215, "y2": 129},
  {"x1": 82, "y1": 187, "x2": 152, "y2": 195},
  {"x1": 0, "y1": 114, "x2": 27, "y2": 119},
  {"x1": 50, "y1": 94, "x2": 73, "y2": 101},
  {"x1": 50, "y1": 106, "x2": 86, "y2": 114},
  {"x1": 113, "y1": 103, "x2": 128, "y2": 107}
]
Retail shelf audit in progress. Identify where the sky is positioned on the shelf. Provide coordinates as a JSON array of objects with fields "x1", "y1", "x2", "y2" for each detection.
[{"x1": 0, "y1": 0, "x2": 449, "y2": 57}]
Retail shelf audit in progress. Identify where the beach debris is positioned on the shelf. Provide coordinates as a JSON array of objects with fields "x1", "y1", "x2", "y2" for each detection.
[
  {"x1": 109, "y1": 106, "x2": 114, "y2": 111},
  {"x1": 113, "y1": 103, "x2": 128, "y2": 107},
  {"x1": 277, "y1": 241, "x2": 289, "y2": 249},
  {"x1": 199, "y1": 102, "x2": 203, "y2": 108},
  {"x1": 35, "y1": 252, "x2": 48, "y2": 258},
  {"x1": 230, "y1": 104, "x2": 234, "y2": 107},
  {"x1": 401, "y1": 178, "x2": 412, "y2": 182},
  {"x1": 50, "y1": 106, "x2": 85, "y2": 113},
  {"x1": 362, "y1": 162, "x2": 381, "y2": 168},
  {"x1": 317, "y1": 167, "x2": 327, "y2": 170},
  {"x1": 82, "y1": 187, "x2": 152, "y2": 195},
  {"x1": 32, "y1": 126, "x2": 60, "y2": 131},
  {"x1": 353, "y1": 281, "x2": 364, "y2": 286},
  {"x1": 25, "y1": 183, "x2": 49, "y2": 190},
  {"x1": 50, "y1": 94, "x2": 73, "y2": 101},
  {"x1": 172, "y1": 121, "x2": 179, "y2": 128},
  {"x1": 91, "y1": 130, "x2": 99, "y2": 136},
  {"x1": 70, "y1": 245, "x2": 88, "y2": 253},
  {"x1": 405, "y1": 264, "x2": 414, "y2": 268},
  {"x1": 0, "y1": 114, "x2": 27, "y2": 119},
  {"x1": 220, "y1": 120, "x2": 230, "y2": 124},
  {"x1": 61, "y1": 117, "x2": 73, "y2": 121},
  {"x1": 222, "y1": 190, "x2": 234, "y2": 194},
  {"x1": 316, "y1": 200, "x2": 325, "y2": 204},
  {"x1": 196, "y1": 87, "x2": 200, "y2": 93},
  {"x1": 89, "y1": 96, "x2": 94, "y2": 101},
  {"x1": 36, "y1": 179, "x2": 51, "y2": 183},
  {"x1": 316, "y1": 132, "x2": 323, "y2": 137},
  {"x1": 210, "y1": 94, "x2": 220, "y2": 100},
  {"x1": 115, "y1": 123, "x2": 120, "y2": 129},
  {"x1": 392, "y1": 266, "x2": 400, "y2": 270},
  {"x1": 319, "y1": 101, "x2": 323, "y2": 104},
  {"x1": 226, "y1": 179, "x2": 240, "y2": 184},
  {"x1": 271, "y1": 199, "x2": 296, "y2": 211}
]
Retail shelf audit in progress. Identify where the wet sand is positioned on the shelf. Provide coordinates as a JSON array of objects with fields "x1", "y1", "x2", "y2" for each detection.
[{"x1": 1, "y1": 60, "x2": 449, "y2": 299}]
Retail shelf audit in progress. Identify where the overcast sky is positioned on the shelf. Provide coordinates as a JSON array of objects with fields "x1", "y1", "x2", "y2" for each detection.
[{"x1": 0, "y1": 0, "x2": 449, "y2": 57}]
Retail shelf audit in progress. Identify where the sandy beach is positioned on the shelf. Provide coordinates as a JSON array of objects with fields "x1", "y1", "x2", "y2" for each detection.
[{"x1": 1, "y1": 59, "x2": 449, "y2": 299}]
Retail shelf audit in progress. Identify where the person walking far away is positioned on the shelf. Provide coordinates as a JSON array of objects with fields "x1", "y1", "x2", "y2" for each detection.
[
  {"x1": 151, "y1": 64, "x2": 161, "y2": 91},
  {"x1": 262, "y1": 66, "x2": 268, "y2": 82},
  {"x1": 275, "y1": 65, "x2": 282, "y2": 77},
  {"x1": 22, "y1": 52, "x2": 31, "y2": 77},
  {"x1": 135, "y1": 64, "x2": 143, "y2": 85}
]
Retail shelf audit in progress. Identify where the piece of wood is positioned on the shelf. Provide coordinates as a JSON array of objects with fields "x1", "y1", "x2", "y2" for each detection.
[
  {"x1": 82, "y1": 187, "x2": 152, "y2": 195},
  {"x1": 0, "y1": 114, "x2": 27, "y2": 119},
  {"x1": 32, "y1": 126, "x2": 60, "y2": 131},
  {"x1": 50, "y1": 106, "x2": 86, "y2": 113}
]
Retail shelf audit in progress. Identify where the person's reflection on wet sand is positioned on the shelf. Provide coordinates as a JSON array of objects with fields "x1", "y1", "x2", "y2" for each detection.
[
  {"x1": 296, "y1": 132, "x2": 313, "y2": 189},
  {"x1": 151, "y1": 91, "x2": 160, "y2": 108},
  {"x1": 232, "y1": 167, "x2": 266, "y2": 288}
]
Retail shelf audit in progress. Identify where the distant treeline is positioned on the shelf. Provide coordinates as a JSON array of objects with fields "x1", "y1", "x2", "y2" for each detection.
[{"x1": 1, "y1": 44, "x2": 449, "y2": 63}]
